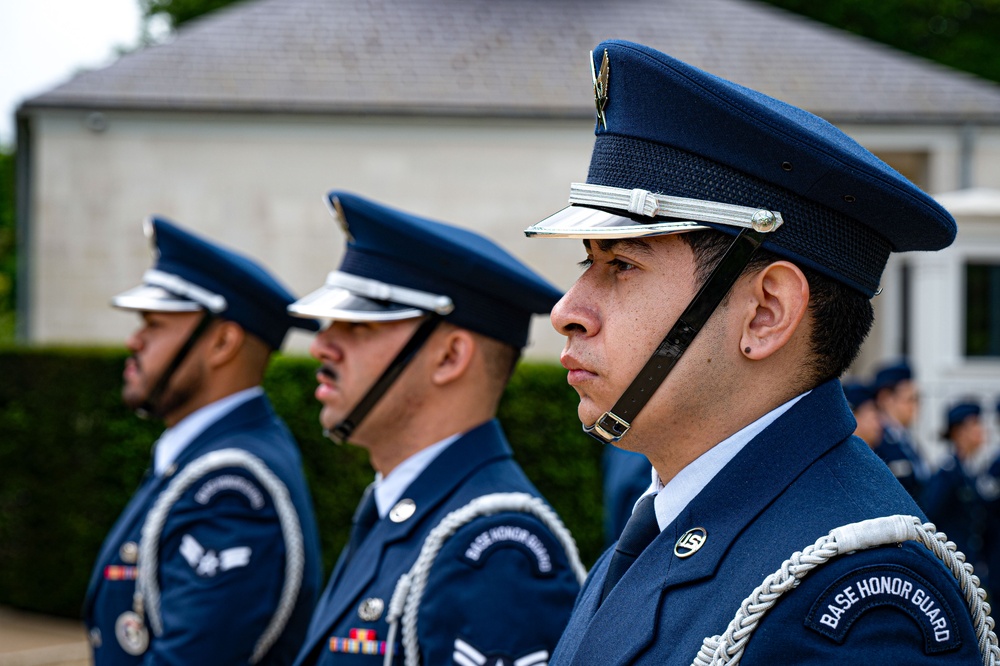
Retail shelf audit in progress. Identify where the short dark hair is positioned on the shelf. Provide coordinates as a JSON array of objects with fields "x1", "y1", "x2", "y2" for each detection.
[{"x1": 679, "y1": 230, "x2": 874, "y2": 387}]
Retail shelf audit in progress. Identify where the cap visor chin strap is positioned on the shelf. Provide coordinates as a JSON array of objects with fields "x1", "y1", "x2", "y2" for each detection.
[
  {"x1": 326, "y1": 314, "x2": 443, "y2": 444},
  {"x1": 136, "y1": 311, "x2": 216, "y2": 420},
  {"x1": 585, "y1": 229, "x2": 765, "y2": 444}
]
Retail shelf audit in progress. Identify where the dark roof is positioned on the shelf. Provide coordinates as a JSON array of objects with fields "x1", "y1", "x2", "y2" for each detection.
[{"x1": 22, "y1": 0, "x2": 1000, "y2": 123}]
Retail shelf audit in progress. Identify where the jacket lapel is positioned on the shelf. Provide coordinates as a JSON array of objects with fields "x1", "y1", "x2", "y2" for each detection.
[
  {"x1": 84, "y1": 469, "x2": 163, "y2": 615},
  {"x1": 568, "y1": 380, "x2": 855, "y2": 665},
  {"x1": 300, "y1": 420, "x2": 514, "y2": 654},
  {"x1": 85, "y1": 394, "x2": 277, "y2": 616}
]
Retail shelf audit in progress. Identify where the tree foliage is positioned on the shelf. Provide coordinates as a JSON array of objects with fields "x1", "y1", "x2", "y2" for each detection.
[
  {"x1": 141, "y1": 0, "x2": 245, "y2": 29},
  {"x1": 0, "y1": 149, "x2": 15, "y2": 342},
  {"x1": 755, "y1": 0, "x2": 1000, "y2": 83}
]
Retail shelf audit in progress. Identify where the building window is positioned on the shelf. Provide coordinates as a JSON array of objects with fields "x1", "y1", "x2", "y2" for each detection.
[{"x1": 966, "y1": 263, "x2": 1000, "y2": 357}]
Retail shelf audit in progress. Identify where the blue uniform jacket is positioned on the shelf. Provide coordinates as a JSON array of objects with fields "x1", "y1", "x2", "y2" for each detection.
[
  {"x1": 294, "y1": 419, "x2": 580, "y2": 666},
  {"x1": 84, "y1": 394, "x2": 323, "y2": 666},
  {"x1": 875, "y1": 423, "x2": 927, "y2": 501},
  {"x1": 551, "y1": 380, "x2": 984, "y2": 665}
]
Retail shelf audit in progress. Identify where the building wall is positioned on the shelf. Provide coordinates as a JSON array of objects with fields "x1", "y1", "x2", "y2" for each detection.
[
  {"x1": 24, "y1": 110, "x2": 1000, "y2": 378},
  {"x1": 25, "y1": 110, "x2": 597, "y2": 358}
]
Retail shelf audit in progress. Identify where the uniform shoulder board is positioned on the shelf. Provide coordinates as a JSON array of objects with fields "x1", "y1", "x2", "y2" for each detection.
[
  {"x1": 691, "y1": 515, "x2": 998, "y2": 666},
  {"x1": 135, "y1": 448, "x2": 305, "y2": 665},
  {"x1": 383, "y1": 492, "x2": 587, "y2": 666}
]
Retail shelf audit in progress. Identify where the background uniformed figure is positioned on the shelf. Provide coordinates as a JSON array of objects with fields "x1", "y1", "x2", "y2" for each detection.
[
  {"x1": 288, "y1": 192, "x2": 582, "y2": 666},
  {"x1": 601, "y1": 446, "x2": 652, "y2": 546},
  {"x1": 923, "y1": 401, "x2": 990, "y2": 597},
  {"x1": 842, "y1": 379, "x2": 883, "y2": 450},
  {"x1": 525, "y1": 40, "x2": 988, "y2": 664},
  {"x1": 85, "y1": 218, "x2": 323, "y2": 665},
  {"x1": 872, "y1": 359, "x2": 930, "y2": 499}
]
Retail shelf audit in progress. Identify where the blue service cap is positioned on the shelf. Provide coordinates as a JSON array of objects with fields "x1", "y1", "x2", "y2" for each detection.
[
  {"x1": 872, "y1": 360, "x2": 913, "y2": 393},
  {"x1": 525, "y1": 41, "x2": 957, "y2": 297},
  {"x1": 288, "y1": 192, "x2": 562, "y2": 349},
  {"x1": 112, "y1": 217, "x2": 319, "y2": 349},
  {"x1": 945, "y1": 401, "x2": 981, "y2": 431},
  {"x1": 841, "y1": 379, "x2": 875, "y2": 411}
]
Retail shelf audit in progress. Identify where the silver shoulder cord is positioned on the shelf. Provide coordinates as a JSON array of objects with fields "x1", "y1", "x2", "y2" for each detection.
[
  {"x1": 135, "y1": 448, "x2": 306, "y2": 664},
  {"x1": 691, "y1": 514, "x2": 999, "y2": 666},
  {"x1": 382, "y1": 492, "x2": 589, "y2": 666}
]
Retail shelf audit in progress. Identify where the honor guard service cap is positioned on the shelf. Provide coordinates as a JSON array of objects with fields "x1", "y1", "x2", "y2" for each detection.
[
  {"x1": 945, "y1": 401, "x2": 981, "y2": 431},
  {"x1": 873, "y1": 360, "x2": 914, "y2": 393},
  {"x1": 288, "y1": 191, "x2": 562, "y2": 349},
  {"x1": 525, "y1": 40, "x2": 957, "y2": 297},
  {"x1": 112, "y1": 217, "x2": 319, "y2": 349},
  {"x1": 842, "y1": 380, "x2": 875, "y2": 412}
]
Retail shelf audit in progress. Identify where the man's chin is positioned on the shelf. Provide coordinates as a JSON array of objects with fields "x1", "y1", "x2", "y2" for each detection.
[{"x1": 121, "y1": 387, "x2": 145, "y2": 411}]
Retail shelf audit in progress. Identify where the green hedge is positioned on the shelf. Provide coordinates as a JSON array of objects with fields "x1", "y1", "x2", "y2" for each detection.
[{"x1": 0, "y1": 348, "x2": 602, "y2": 617}]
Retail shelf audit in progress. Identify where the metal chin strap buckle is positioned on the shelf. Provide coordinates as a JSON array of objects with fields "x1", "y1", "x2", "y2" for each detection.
[{"x1": 584, "y1": 411, "x2": 631, "y2": 444}]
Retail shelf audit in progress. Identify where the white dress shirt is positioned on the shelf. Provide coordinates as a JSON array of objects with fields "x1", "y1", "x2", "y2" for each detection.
[
  {"x1": 372, "y1": 433, "x2": 463, "y2": 518},
  {"x1": 153, "y1": 386, "x2": 264, "y2": 476}
]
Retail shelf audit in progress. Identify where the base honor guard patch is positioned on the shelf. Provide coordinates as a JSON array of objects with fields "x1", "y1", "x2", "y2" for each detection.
[
  {"x1": 329, "y1": 628, "x2": 393, "y2": 656},
  {"x1": 805, "y1": 564, "x2": 961, "y2": 653}
]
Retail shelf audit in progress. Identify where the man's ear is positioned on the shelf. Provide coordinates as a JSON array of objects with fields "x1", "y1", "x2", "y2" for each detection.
[
  {"x1": 739, "y1": 261, "x2": 809, "y2": 360},
  {"x1": 205, "y1": 320, "x2": 245, "y2": 367},
  {"x1": 429, "y1": 327, "x2": 476, "y2": 386}
]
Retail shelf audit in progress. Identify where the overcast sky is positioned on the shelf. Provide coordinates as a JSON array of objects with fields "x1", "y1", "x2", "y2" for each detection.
[{"x1": 0, "y1": 0, "x2": 144, "y2": 148}]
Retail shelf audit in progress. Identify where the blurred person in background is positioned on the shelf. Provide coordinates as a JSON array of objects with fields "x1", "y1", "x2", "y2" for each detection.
[
  {"x1": 288, "y1": 192, "x2": 583, "y2": 666},
  {"x1": 923, "y1": 401, "x2": 989, "y2": 595},
  {"x1": 86, "y1": 218, "x2": 323, "y2": 665},
  {"x1": 602, "y1": 446, "x2": 653, "y2": 546},
  {"x1": 842, "y1": 379, "x2": 882, "y2": 449},
  {"x1": 872, "y1": 360, "x2": 929, "y2": 500}
]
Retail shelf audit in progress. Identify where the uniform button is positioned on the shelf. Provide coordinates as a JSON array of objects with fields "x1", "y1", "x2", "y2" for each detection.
[
  {"x1": 89, "y1": 627, "x2": 102, "y2": 647},
  {"x1": 358, "y1": 597, "x2": 385, "y2": 622},
  {"x1": 119, "y1": 541, "x2": 139, "y2": 564}
]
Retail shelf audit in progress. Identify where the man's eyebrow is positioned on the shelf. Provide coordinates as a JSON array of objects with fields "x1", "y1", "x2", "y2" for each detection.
[{"x1": 583, "y1": 237, "x2": 655, "y2": 255}]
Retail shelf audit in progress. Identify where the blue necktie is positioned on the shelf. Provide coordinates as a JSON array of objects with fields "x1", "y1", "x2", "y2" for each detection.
[
  {"x1": 343, "y1": 485, "x2": 379, "y2": 563},
  {"x1": 600, "y1": 493, "x2": 660, "y2": 604}
]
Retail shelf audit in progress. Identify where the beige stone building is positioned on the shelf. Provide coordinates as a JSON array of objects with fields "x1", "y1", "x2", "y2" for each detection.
[{"x1": 16, "y1": 0, "x2": 1000, "y2": 443}]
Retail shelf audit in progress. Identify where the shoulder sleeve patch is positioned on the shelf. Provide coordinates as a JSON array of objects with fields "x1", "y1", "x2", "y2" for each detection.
[
  {"x1": 460, "y1": 522, "x2": 554, "y2": 576},
  {"x1": 193, "y1": 473, "x2": 265, "y2": 509},
  {"x1": 804, "y1": 564, "x2": 961, "y2": 654}
]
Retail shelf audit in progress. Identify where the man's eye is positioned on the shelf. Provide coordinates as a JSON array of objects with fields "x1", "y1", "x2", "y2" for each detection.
[
  {"x1": 577, "y1": 258, "x2": 594, "y2": 270},
  {"x1": 608, "y1": 258, "x2": 636, "y2": 272}
]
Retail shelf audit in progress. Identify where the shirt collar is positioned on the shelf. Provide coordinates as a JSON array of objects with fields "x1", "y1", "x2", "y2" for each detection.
[
  {"x1": 645, "y1": 391, "x2": 809, "y2": 531},
  {"x1": 372, "y1": 432, "x2": 463, "y2": 518},
  {"x1": 153, "y1": 386, "x2": 264, "y2": 475}
]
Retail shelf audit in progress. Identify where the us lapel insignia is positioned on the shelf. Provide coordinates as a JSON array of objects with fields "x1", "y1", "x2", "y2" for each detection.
[
  {"x1": 591, "y1": 49, "x2": 610, "y2": 130},
  {"x1": 389, "y1": 498, "x2": 416, "y2": 523},
  {"x1": 674, "y1": 527, "x2": 707, "y2": 558}
]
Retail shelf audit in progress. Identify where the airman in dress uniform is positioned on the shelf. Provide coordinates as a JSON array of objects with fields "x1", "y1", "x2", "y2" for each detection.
[
  {"x1": 525, "y1": 40, "x2": 993, "y2": 664},
  {"x1": 842, "y1": 379, "x2": 883, "y2": 449},
  {"x1": 85, "y1": 218, "x2": 323, "y2": 665},
  {"x1": 288, "y1": 192, "x2": 584, "y2": 666},
  {"x1": 873, "y1": 360, "x2": 930, "y2": 499},
  {"x1": 924, "y1": 401, "x2": 990, "y2": 597}
]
